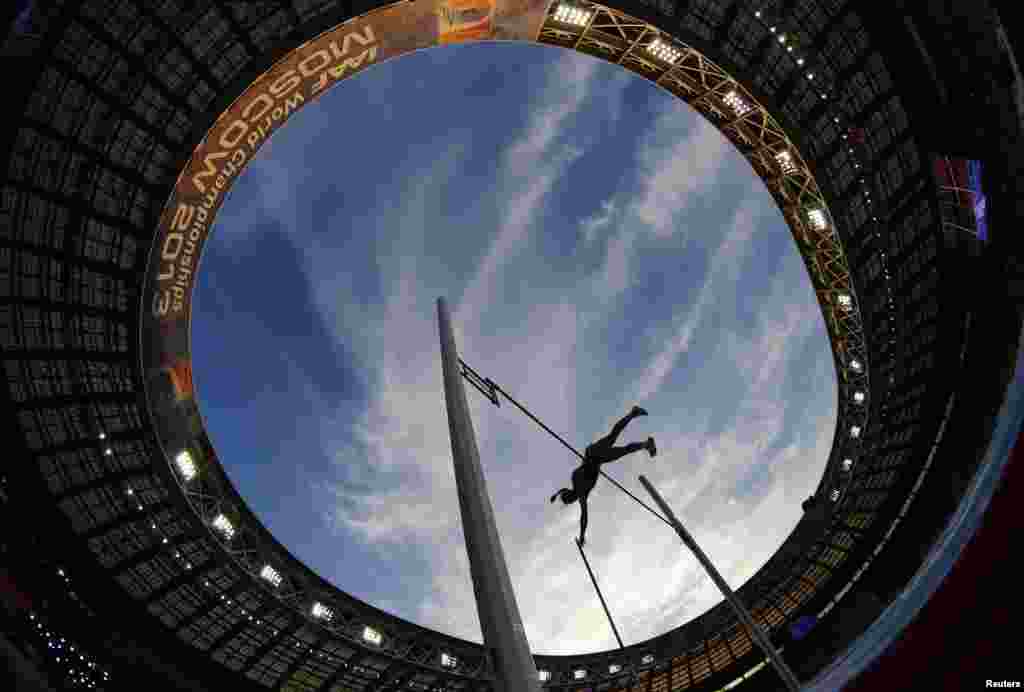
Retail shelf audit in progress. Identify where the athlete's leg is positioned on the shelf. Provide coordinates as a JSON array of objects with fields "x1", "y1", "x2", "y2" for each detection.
[
  {"x1": 596, "y1": 407, "x2": 646, "y2": 448},
  {"x1": 598, "y1": 441, "x2": 648, "y2": 465}
]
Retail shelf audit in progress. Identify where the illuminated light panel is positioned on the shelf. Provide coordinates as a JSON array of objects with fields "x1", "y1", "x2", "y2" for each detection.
[
  {"x1": 850, "y1": 425, "x2": 862, "y2": 438},
  {"x1": 797, "y1": 57, "x2": 805, "y2": 66},
  {"x1": 574, "y1": 669, "x2": 586, "y2": 680},
  {"x1": 312, "y1": 602, "x2": 334, "y2": 622},
  {"x1": 175, "y1": 450, "x2": 197, "y2": 481},
  {"x1": 854, "y1": 391, "x2": 865, "y2": 404},
  {"x1": 260, "y1": 564, "x2": 282, "y2": 587},
  {"x1": 849, "y1": 358, "x2": 863, "y2": 373},
  {"x1": 831, "y1": 489, "x2": 840, "y2": 502},
  {"x1": 104, "y1": 448, "x2": 113, "y2": 456},
  {"x1": 723, "y1": 89, "x2": 752, "y2": 117},
  {"x1": 609, "y1": 663, "x2": 622, "y2": 674},
  {"x1": 212, "y1": 514, "x2": 235, "y2": 540},
  {"x1": 775, "y1": 150, "x2": 797, "y2": 174},
  {"x1": 539, "y1": 670, "x2": 551, "y2": 681},
  {"x1": 647, "y1": 38, "x2": 682, "y2": 64},
  {"x1": 554, "y1": 4, "x2": 591, "y2": 26},
  {"x1": 97, "y1": 432, "x2": 106, "y2": 440},
  {"x1": 807, "y1": 208, "x2": 827, "y2": 230},
  {"x1": 642, "y1": 654, "x2": 655, "y2": 665},
  {"x1": 837, "y1": 293, "x2": 852, "y2": 310},
  {"x1": 441, "y1": 652, "x2": 458, "y2": 668},
  {"x1": 362, "y1": 625, "x2": 382, "y2": 645},
  {"x1": 843, "y1": 458, "x2": 853, "y2": 471}
]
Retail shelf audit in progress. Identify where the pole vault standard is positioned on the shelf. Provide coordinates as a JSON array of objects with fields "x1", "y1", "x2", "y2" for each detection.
[
  {"x1": 638, "y1": 475, "x2": 802, "y2": 692},
  {"x1": 436, "y1": 298, "x2": 542, "y2": 692}
]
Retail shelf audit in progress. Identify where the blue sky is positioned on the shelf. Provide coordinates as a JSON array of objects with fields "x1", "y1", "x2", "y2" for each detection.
[{"x1": 192, "y1": 42, "x2": 837, "y2": 656}]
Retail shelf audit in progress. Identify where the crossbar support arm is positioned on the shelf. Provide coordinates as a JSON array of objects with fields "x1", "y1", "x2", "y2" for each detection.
[{"x1": 638, "y1": 475, "x2": 802, "y2": 692}]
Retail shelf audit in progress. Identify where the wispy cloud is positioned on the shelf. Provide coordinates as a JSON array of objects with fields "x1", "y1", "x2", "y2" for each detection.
[{"x1": 631, "y1": 113, "x2": 732, "y2": 240}]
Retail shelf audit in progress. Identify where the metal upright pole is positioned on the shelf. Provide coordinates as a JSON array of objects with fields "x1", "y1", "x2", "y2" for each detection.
[
  {"x1": 437, "y1": 298, "x2": 542, "y2": 692},
  {"x1": 638, "y1": 475, "x2": 802, "y2": 692}
]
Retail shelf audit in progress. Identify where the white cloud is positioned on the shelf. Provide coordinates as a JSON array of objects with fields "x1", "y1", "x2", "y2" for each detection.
[
  {"x1": 579, "y1": 199, "x2": 617, "y2": 245},
  {"x1": 631, "y1": 113, "x2": 732, "y2": 239}
]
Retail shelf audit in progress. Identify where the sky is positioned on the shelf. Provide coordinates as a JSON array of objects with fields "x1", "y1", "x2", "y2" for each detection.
[{"x1": 191, "y1": 41, "x2": 838, "y2": 656}]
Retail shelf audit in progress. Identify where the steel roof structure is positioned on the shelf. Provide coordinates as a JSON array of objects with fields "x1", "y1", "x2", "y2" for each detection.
[{"x1": 1, "y1": 1, "x2": 1022, "y2": 691}]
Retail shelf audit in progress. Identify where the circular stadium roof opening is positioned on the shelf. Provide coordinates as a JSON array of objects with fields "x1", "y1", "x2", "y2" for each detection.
[
  {"x1": 189, "y1": 34, "x2": 836, "y2": 655},
  {"x1": 141, "y1": 0, "x2": 863, "y2": 673}
]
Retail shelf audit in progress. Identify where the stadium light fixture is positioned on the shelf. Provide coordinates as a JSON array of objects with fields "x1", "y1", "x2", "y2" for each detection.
[
  {"x1": 807, "y1": 208, "x2": 827, "y2": 230},
  {"x1": 850, "y1": 425, "x2": 861, "y2": 438},
  {"x1": 539, "y1": 670, "x2": 551, "y2": 681},
  {"x1": 260, "y1": 564, "x2": 282, "y2": 587},
  {"x1": 797, "y1": 57, "x2": 805, "y2": 66},
  {"x1": 362, "y1": 625, "x2": 382, "y2": 645},
  {"x1": 778, "y1": 34, "x2": 786, "y2": 43},
  {"x1": 609, "y1": 663, "x2": 622, "y2": 674},
  {"x1": 441, "y1": 652, "x2": 458, "y2": 668},
  {"x1": 837, "y1": 293, "x2": 852, "y2": 310},
  {"x1": 312, "y1": 602, "x2": 334, "y2": 622},
  {"x1": 647, "y1": 38, "x2": 682, "y2": 64},
  {"x1": 642, "y1": 654, "x2": 655, "y2": 665},
  {"x1": 849, "y1": 358, "x2": 863, "y2": 373},
  {"x1": 554, "y1": 4, "x2": 591, "y2": 26},
  {"x1": 212, "y1": 514, "x2": 235, "y2": 540},
  {"x1": 574, "y1": 669, "x2": 586, "y2": 680},
  {"x1": 843, "y1": 458, "x2": 853, "y2": 471},
  {"x1": 175, "y1": 450, "x2": 197, "y2": 481},
  {"x1": 98, "y1": 432, "x2": 105, "y2": 440},
  {"x1": 723, "y1": 89, "x2": 752, "y2": 116},
  {"x1": 104, "y1": 448, "x2": 113, "y2": 456},
  {"x1": 854, "y1": 391, "x2": 865, "y2": 404},
  {"x1": 830, "y1": 489, "x2": 840, "y2": 502},
  {"x1": 775, "y1": 150, "x2": 797, "y2": 174}
]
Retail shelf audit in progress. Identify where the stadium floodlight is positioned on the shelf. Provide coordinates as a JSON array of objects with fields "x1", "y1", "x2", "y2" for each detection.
[
  {"x1": 539, "y1": 670, "x2": 551, "y2": 681},
  {"x1": 98, "y1": 432, "x2": 106, "y2": 440},
  {"x1": 797, "y1": 57, "x2": 805, "y2": 66},
  {"x1": 574, "y1": 669, "x2": 586, "y2": 680},
  {"x1": 807, "y1": 208, "x2": 827, "y2": 230},
  {"x1": 850, "y1": 425, "x2": 862, "y2": 438},
  {"x1": 837, "y1": 293, "x2": 852, "y2": 310},
  {"x1": 775, "y1": 150, "x2": 797, "y2": 174},
  {"x1": 854, "y1": 391, "x2": 865, "y2": 404},
  {"x1": 843, "y1": 458, "x2": 853, "y2": 471},
  {"x1": 312, "y1": 602, "x2": 334, "y2": 622},
  {"x1": 642, "y1": 654, "x2": 655, "y2": 665},
  {"x1": 175, "y1": 450, "x2": 197, "y2": 481},
  {"x1": 778, "y1": 34, "x2": 786, "y2": 43},
  {"x1": 554, "y1": 4, "x2": 591, "y2": 27},
  {"x1": 260, "y1": 564, "x2": 282, "y2": 587},
  {"x1": 849, "y1": 358, "x2": 863, "y2": 373},
  {"x1": 609, "y1": 663, "x2": 622, "y2": 674},
  {"x1": 441, "y1": 652, "x2": 457, "y2": 668},
  {"x1": 212, "y1": 514, "x2": 235, "y2": 540},
  {"x1": 362, "y1": 625, "x2": 382, "y2": 645},
  {"x1": 104, "y1": 448, "x2": 113, "y2": 456},
  {"x1": 830, "y1": 489, "x2": 840, "y2": 502},
  {"x1": 723, "y1": 89, "x2": 753, "y2": 117},
  {"x1": 647, "y1": 37, "x2": 682, "y2": 64}
]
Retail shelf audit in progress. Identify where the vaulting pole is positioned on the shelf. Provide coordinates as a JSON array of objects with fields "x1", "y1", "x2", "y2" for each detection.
[
  {"x1": 437, "y1": 298, "x2": 541, "y2": 692},
  {"x1": 575, "y1": 538, "x2": 625, "y2": 650},
  {"x1": 638, "y1": 475, "x2": 802, "y2": 692}
]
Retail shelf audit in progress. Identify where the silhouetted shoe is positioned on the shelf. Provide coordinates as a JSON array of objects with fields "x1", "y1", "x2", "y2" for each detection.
[
  {"x1": 631, "y1": 406, "x2": 648, "y2": 417},
  {"x1": 646, "y1": 437, "x2": 657, "y2": 458}
]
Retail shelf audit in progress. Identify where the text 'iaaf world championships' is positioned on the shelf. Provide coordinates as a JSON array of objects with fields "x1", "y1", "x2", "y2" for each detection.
[{"x1": 151, "y1": 26, "x2": 379, "y2": 318}]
